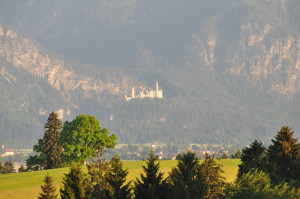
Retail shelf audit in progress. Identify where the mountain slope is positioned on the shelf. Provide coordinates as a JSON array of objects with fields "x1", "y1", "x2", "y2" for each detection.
[{"x1": 0, "y1": 0, "x2": 299, "y2": 147}]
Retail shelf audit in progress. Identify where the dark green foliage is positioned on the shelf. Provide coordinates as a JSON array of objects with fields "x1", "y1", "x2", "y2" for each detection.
[
  {"x1": 134, "y1": 151, "x2": 164, "y2": 199},
  {"x1": 238, "y1": 140, "x2": 267, "y2": 178},
  {"x1": 87, "y1": 149, "x2": 111, "y2": 199},
  {"x1": 60, "y1": 114, "x2": 117, "y2": 165},
  {"x1": 268, "y1": 126, "x2": 300, "y2": 182},
  {"x1": 38, "y1": 173, "x2": 58, "y2": 199},
  {"x1": 43, "y1": 112, "x2": 63, "y2": 169},
  {"x1": 1, "y1": 160, "x2": 15, "y2": 174},
  {"x1": 221, "y1": 170, "x2": 300, "y2": 199},
  {"x1": 168, "y1": 152, "x2": 205, "y2": 199},
  {"x1": 200, "y1": 155, "x2": 225, "y2": 199},
  {"x1": 230, "y1": 150, "x2": 241, "y2": 159},
  {"x1": 0, "y1": 162, "x2": 3, "y2": 173},
  {"x1": 104, "y1": 155, "x2": 132, "y2": 199},
  {"x1": 26, "y1": 139, "x2": 46, "y2": 171},
  {"x1": 26, "y1": 154, "x2": 45, "y2": 171},
  {"x1": 60, "y1": 165, "x2": 91, "y2": 199}
]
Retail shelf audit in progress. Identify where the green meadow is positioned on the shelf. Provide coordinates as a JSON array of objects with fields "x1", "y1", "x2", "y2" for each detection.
[{"x1": 0, "y1": 159, "x2": 240, "y2": 199}]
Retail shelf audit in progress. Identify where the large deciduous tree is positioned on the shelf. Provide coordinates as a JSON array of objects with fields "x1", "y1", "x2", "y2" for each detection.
[
  {"x1": 44, "y1": 112, "x2": 63, "y2": 169},
  {"x1": 268, "y1": 126, "x2": 300, "y2": 182},
  {"x1": 60, "y1": 114, "x2": 117, "y2": 165},
  {"x1": 134, "y1": 151, "x2": 164, "y2": 199}
]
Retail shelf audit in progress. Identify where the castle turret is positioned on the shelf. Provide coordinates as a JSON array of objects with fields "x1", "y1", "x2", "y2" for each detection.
[{"x1": 132, "y1": 87, "x2": 135, "y2": 98}]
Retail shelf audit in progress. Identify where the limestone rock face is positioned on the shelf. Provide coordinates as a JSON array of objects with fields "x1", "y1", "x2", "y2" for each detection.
[{"x1": 0, "y1": 25, "x2": 142, "y2": 105}]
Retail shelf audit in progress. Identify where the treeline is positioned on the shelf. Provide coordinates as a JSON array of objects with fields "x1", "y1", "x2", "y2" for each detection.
[
  {"x1": 222, "y1": 126, "x2": 300, "y2": 198},
  {"x1": 38, "y1": 151, "x2": 225, "y2": 199}
]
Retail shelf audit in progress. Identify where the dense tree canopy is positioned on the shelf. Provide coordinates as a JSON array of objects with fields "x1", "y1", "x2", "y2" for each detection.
[{"x1": 60, "y1": 114, "x2": 117, "y2": 165}]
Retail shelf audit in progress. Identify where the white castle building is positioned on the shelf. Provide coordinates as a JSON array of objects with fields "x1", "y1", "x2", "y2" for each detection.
[{"x1": 125, "y1": 82, "x2": 163, "y2": 101}]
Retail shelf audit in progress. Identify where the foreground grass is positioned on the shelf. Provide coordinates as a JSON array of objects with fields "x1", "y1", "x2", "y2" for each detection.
[{"x1": 0, "y1": 159, "x2": 240, "y2": 199}]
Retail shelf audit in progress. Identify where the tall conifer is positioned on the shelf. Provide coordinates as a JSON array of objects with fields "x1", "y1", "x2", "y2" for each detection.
[
  {"x1": 38, "y1": 173, "x2": 58, "y2": 199},
  {"x1": 134, "y1": 151, "x2": 164, "y2": 199},
  {"x1": 238, "y1": 140, "x2": 267, "y2": 178},
  {"x1": 168, "y1": 152, "x2": 205, "y2": 199},
  {"x1": 268, "y1": 126, "x2": 300, "y2": 182},
  {"x1": 87, "y1": 148, "x2": 111, "y2": 199},
  {"x1": 44, "y1": 112, "x2": 63, "y2": 169},
  {"x1": 60, "y1": 165, "x2": 91, "y2": 199},
  {"x1": 105, "y1": 155, "x2": 132, "y2": 199},
  {"x1": 200, "y1": 155, "x2": 225, "y2": 199}
]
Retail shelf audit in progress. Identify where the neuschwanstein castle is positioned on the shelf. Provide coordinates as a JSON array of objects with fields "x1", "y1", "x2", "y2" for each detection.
[{"x1": 125, "y1": 82, "x2": 163, "y2": 101}]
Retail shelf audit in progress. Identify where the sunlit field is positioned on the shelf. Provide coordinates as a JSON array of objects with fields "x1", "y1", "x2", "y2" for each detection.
[{"x1": 0, "y1": 159, "x2": 240, "y2": 199}]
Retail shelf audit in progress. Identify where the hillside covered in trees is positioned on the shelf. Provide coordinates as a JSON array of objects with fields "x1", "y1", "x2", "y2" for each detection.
[{"x1": 0, "y1": 0, "x2": 300, "y2": 148}]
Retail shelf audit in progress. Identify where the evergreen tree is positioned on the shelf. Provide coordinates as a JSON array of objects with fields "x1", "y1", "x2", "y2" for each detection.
[
  {"x1": 134, "y1": 151, "x2": 164, "y2": 199},
  {"x1": 87, "y1": 148, "x2": 111, "y2": 199},
  {"x1": 105, "y1": 155, "x2": 132, "y2": 199},
  {"x1": 268, "y1": 126, "x2": 300, "y2": 182},
  {"x1": 168, "y1": 152, "x2": 205, "y2": 199},
  {"x1": 2, "y1": 160, "x2": 15, "y2": 174},
  {"x1": 44, "y1": 112, "x2": 63, "y2": 169},
  {"x1": 38, "y1": 173, "x2": 58, "y2": 199},
  {"x1": 200, "y1": 155, "x2": 225, "y2": 199},
  {"x1": 60, "y1": 165, "x2": 91, "y2": 199},
  {"x1": 238, "y1": 140, "x2": 267, "y2": 178}
]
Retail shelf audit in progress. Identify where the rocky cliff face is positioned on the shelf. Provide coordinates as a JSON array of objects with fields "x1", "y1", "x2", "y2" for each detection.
[
  {"x1": 0, "y1": 24, "x2": 142, "y2": 105},
  {"x1": 229, "y1": 23, "x2": 300, "y2": 97},
  {"x1": 187, "y1": 0, "x2": 300, "y2": 98}
]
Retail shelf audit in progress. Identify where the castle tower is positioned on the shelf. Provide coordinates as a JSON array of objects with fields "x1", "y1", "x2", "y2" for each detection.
[
  {"x1": 132, "y1": 87, "x2": 135, "y2": 98},
  {"x1": 156, "y1": 81, "x2": 159, "y2": 94}
]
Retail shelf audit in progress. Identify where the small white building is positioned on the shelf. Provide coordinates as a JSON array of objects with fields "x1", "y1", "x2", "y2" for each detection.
[{"x1": 2, "y1": 149, "x2": 14, "y2": 157}]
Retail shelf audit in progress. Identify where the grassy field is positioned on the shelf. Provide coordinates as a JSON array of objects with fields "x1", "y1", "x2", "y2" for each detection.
[{"x1": 0, "y1": 159, "x2": 240, "y2": 199}]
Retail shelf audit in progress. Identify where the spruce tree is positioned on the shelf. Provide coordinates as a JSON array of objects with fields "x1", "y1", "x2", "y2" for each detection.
[
  {"x1": 60, "y1": 165, "x2": 91, "y2": 199},
  {"x1": 38, "y1": 173, "x2": 58, "y2": 199},
  {"x1": 238, "y1": 140, "x2": 267, "y2": 178},
  {"x1": 168, "y1": 152, "x2": 205, "y2": 199},
  {"x1": 134, "y1": 151, "x2": 164, "y2": 199},
  {"x1": 44, "y1": 112, "x2": 63, "y2": 169},
  {"x1": 105, "y1": 155, "x2": 132, "y2": 199},
  {"x1": 200, "y1": 155, "x2": 225, "y2": 199},
  {"x1": 87, "y1": 149, "x2": 111, "y2": 199},
  {"x1": 268, "y1": 126, "x2": 300, "y2": 182}
]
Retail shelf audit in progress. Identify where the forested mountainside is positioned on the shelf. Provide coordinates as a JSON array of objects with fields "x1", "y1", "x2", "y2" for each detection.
[{"x1": 0, "y1": 0, "x2": 300, "y2": 148}]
